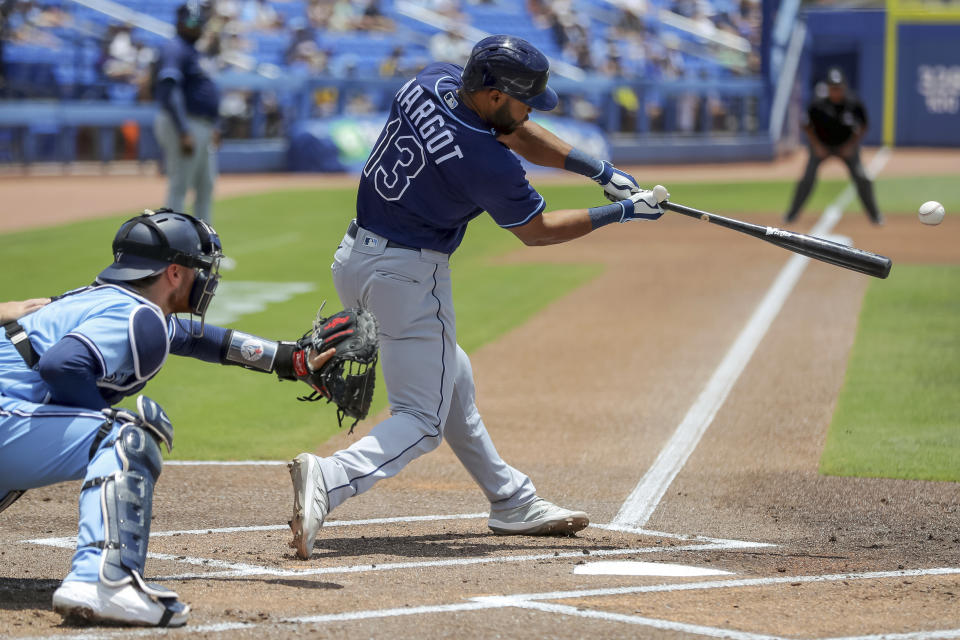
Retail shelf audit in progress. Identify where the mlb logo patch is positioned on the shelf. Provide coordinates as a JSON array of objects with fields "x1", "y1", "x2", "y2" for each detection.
[
  {"x1": 444, "y1": 91, "x2": 458, "y2": 109},
  {"x1": 363, "y1": 236, "x2": 379, "y2": 248}
]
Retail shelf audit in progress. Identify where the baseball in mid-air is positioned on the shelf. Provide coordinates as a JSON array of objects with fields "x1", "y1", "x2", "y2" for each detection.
[{"x1": 918, "y1": 201, "x2": 945, "y2": 225}]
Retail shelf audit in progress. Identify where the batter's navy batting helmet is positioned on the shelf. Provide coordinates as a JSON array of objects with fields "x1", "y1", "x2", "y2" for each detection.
[
  {"x1": 99, "y1": 208, "x2": 223, "y2": 318},
  {"x1": 461, "y1": 35, "x2": 558, "y2": 111}
]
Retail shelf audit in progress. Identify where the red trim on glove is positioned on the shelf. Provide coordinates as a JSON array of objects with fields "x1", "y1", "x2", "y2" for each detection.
[
  {"x1": 293, "y1": 350, "x2": 310, "y2": 377},
  {"x1": 323, "y1": 316, "x2": 350, "y2": 331},
  {"x1": 320, "y1": 328, "x2": 354, "y2": 346}
]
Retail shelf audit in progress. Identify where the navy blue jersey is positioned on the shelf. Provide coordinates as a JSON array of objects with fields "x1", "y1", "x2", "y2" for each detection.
[
  {"x1": 156, "y1": 36, "x2": 220, "y2": 121},
  {"x1": 356, "y1": 63, "x2": 545, "y2": 254}
]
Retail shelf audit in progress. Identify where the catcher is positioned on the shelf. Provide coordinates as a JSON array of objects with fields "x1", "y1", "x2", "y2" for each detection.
[{"x1": 0, "y1": 208, "x2": 377, "y2": 627}]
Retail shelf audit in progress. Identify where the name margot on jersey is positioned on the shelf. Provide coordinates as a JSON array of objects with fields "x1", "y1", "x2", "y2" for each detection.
[{"x1": 396, "y1": 78, "x2": 465, "y2": 166}]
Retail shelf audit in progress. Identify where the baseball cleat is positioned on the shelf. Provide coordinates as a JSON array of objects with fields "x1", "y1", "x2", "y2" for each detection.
[
  {"x1": 52, "y1": 580, "x2": 189, "y2": 627},
  {"x1": 488, "y1": 497, "x2": 589, "y2": 536},
  {"x1": 288, "y1": 452, "x2": 329, "y2": 560}
]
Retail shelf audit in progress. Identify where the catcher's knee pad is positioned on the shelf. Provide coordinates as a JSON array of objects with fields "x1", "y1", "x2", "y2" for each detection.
[{"x1": 83, "y1": 399, "x2": 177, "y2": 601}]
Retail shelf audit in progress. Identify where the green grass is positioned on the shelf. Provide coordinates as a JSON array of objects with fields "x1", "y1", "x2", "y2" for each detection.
[
  {"x1": 819, "y1": 265, "x2": 960, "y2": 482},
  {"x1": 0, "y1": 187, "x2": 599, "y2": 459},
  {"x1": 4, "y1": 171, "x2": 958, "y2": 462},
  {"x1": 649, "y1": 174, "x2": 960, "y2": 218}
]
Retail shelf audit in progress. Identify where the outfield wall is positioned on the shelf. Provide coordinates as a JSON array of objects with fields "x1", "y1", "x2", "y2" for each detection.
[{"x1": 803, "y1": 8, "x2": 960, "y2": 147}]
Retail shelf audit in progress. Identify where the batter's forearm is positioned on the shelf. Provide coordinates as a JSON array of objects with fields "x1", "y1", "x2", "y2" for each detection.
[
  {"x1": 512, "y1": 208, "x2": 594, "y2": 246},
  {"x1": 499, "y1": 121, "x2": 571, "y2": 169}
]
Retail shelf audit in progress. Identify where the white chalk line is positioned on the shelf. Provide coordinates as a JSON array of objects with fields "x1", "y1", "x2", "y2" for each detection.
[
  {"x1": 18, "y1": 566, "x2": 960, "y2": 640},
  {"x1": 21, "y1": 513, "x2": 772, "y2": 580},
  {"x1": 613, "y1": 147, "x2": 892, "y2": 529},
  {"x1": 148, "y1": 541, "x2": 745, "y2": 580},
  {"x1": 503, "y1": 600, "x2": 785, "y2": 640}
]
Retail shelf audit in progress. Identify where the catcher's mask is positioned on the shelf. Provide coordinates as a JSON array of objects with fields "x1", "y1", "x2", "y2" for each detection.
[{"x1": 98, "y1": 208, "x2": 223, "y2": 335}]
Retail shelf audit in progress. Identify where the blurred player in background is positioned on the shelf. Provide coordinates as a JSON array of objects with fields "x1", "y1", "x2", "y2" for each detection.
[
  {"x1": 288, "y1": 35, "x2": 669, "y2": 560},
  {"x1": 784, "y1": 67, "x2": 883, "y2": 226},
  {"x1": 154, "y1": 2, "x2": 221, "y2": 228}
]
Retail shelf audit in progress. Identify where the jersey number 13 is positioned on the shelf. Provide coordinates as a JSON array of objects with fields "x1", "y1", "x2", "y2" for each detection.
[{"x1": 363, "y1": 118, "x2": 426, "y2": 201}]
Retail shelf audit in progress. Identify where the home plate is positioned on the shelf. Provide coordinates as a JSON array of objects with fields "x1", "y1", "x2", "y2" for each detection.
[{"x1": 573, "y1": 561, "x2": 733, "y2": 577}]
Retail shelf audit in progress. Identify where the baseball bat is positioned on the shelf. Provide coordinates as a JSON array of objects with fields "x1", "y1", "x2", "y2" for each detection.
[{"x1": 663, "y1": 201, "x2": 892, "y2": 279}]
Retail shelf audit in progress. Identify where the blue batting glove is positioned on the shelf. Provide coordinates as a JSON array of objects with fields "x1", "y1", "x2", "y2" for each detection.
[{"x1": 595, "y1": 161, "x2": 640, "y2": 202}]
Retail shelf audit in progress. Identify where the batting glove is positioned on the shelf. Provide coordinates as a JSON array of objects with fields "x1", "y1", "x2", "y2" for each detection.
[
  {"x1": 595, "y1": 161, "x2": 640, "y2": 202},
  {"x1": 620, "y1": 186, "x2": 669, "y2": 222}
]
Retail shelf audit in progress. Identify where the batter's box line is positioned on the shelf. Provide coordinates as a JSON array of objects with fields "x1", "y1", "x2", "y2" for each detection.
[
  {"x1": 22, "y1": 511, "x2": 774, "y2": 548},
  {"x1": 15, "y1": 567, "x2": 960, "y2": 640},
  {"x1": 151, "y1": 540, "x2": 753, "y2": 580},
  {"x1": 22, "y1": 517, "x2": 776, "y2": 579},
  {"x1": 21, "y1": 513, "x2": 775, "y2": 580}
]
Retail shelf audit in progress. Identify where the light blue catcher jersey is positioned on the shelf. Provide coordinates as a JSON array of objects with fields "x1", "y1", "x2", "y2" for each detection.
[
  {"x1": 0, "y1": 285, "x2": 168, "y2": 405},
  {"x1": 356, "y1": 62, "x2": 546, "y2": 254}
]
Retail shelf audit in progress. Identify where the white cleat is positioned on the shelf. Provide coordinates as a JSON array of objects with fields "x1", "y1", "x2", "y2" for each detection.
[
  {"x1": 52, "y1": 581, "x2": 189, "y2": 627},
  {"x1": 488, "y1": 497, "x2": 589, "y2": 536},
  {"x1": 288, "y1": 452, "x2": 329, "y2": 560}
]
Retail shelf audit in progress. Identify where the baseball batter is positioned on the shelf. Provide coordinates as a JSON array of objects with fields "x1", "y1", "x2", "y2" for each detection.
[
  {"x1": 288, "y1": 35, "x2": 668, "y2": 559},
  {"x1": 0, "y1": 209, "x2": 340, "y2": 627}
]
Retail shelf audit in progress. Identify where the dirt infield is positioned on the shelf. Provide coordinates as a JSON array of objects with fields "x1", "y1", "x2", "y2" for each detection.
[{"x1": 2, "y1": 150, "x2": 960, "y2": 638}]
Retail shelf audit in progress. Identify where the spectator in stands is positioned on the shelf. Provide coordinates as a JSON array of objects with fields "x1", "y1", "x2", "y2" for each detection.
[
  {"x1": 379, "y1": 45, "x2": 405, "y2": 78},
  {"x1": 0, "y1": 0, "x2": 16, "y2": 93},
  {"x1": 101, "y1": 24, "x2": 137, "y2": 82},
  {"x1": 153, "y1": 3, "x2": 222, "y2": 227},
  {"x1": 356, "y1": 0, "x2": 394, "y2": 32},
  {"x1": 237, "y1": 0, "x2": 283, "y2": 31},
  {"x1": 327, "y1": 0, "x2": 363, "y2": 31},
  {"x1": 784, "y1": 68, "x2": 883, "y2": 226},
  {"x1": 429, "y1": 27, "x2": 472, "y2": 65},
  {"x1": 284, "y1": 17, "x2": 315, "y2": 61},
  {"x1": 289, "y1": 40, "x2": 331, "y2": 74},
  {"x1": 306, "y1": 0, "x2": 333, "y2": 30}
]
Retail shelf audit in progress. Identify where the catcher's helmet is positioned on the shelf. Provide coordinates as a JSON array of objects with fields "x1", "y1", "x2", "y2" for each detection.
[
  {"x1": 99, "y1": 208, "x2": 223, "y2": 318},
  {"x1": 461, "y1": 35, "x2": 558, "y2": 111}
]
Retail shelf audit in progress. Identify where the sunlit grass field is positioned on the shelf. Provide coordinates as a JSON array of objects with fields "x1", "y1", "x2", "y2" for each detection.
[{"x1": 1, "y1": 173, "x2": 956, "y2": 465}]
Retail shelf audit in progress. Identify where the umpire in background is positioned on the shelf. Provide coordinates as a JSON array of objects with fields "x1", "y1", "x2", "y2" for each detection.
[
  {"x1": 154, "y1": 2, "x2": 220, "y2": 226},
  {"x1": 784, "y1": 68, "x2": 883, "y2": 225}
]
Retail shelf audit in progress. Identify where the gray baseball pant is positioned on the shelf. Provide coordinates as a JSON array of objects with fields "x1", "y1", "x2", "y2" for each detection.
[
  {"x1": 316, "y1": 222, "x2": 537, "y2": 512},
  {"x1": 154, "y1": 111, "x2": 217, "y2": 224}
]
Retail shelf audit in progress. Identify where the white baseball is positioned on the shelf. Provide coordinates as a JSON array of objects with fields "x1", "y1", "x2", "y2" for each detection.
[
  {"x1": 918, "y1": 201, "x2": 945, "y2": 225},
  {"x1": 652, "y1": 184, "x2": 670, "y2": 203}
]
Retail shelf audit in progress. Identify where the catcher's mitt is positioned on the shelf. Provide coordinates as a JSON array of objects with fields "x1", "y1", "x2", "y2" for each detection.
[{"x1": 294, "y1": 306, "x2": 379, "y2": 432}]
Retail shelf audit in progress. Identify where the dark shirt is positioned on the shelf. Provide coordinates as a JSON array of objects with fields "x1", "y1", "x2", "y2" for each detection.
[
  {"x1": 356, "y1": 63, "x2": 545, "y2": 254},
  {"x1": 806, "y1": 95, "x2": 867, "y2": 147}
]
